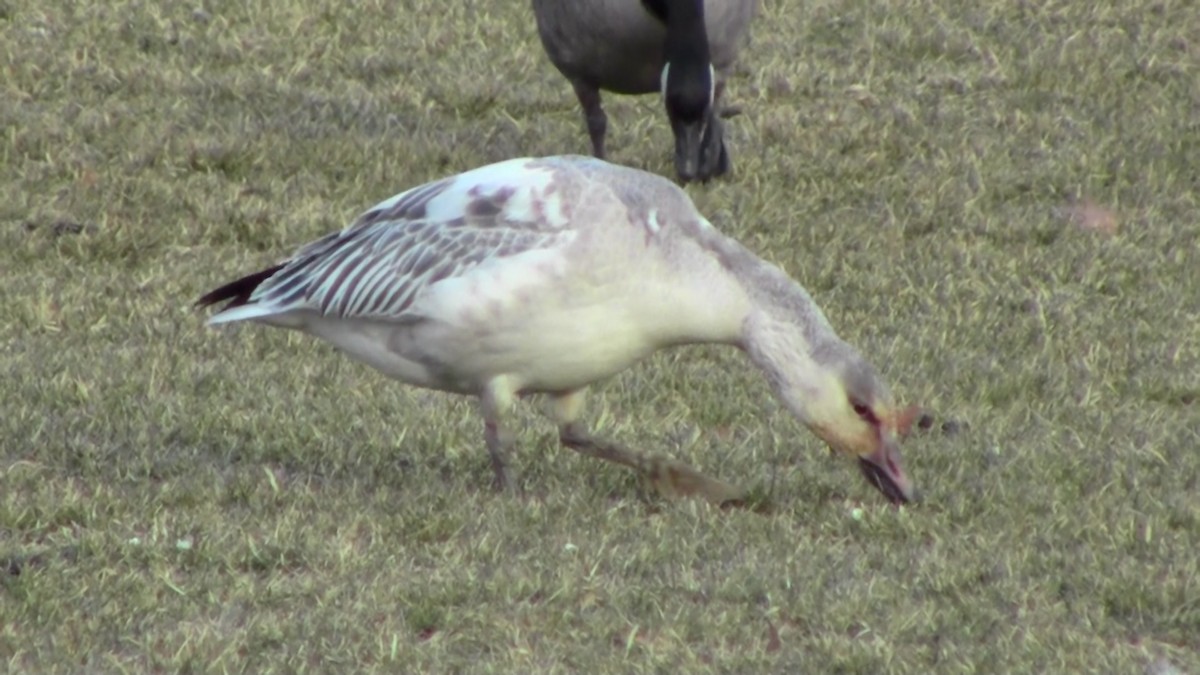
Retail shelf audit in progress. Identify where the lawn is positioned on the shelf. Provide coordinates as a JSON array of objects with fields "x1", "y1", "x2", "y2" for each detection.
[{"x1": 2, "y1": 0, "x2": 1198, "y2": 671}]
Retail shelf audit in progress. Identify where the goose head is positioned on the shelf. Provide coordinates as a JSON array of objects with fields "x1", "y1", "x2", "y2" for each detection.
[
  {"x1": 744, "y1": 314, "x2": 917, "y2": 505},
  {"x1": 655, "y1": 0, "x2": 730, "y2": 182},
  {"x1": 661, "y1": 62, "x2": 728, "y2": 182},
  {"x1": 806, "y1": 355, "x2": 917, "y2": 505}
]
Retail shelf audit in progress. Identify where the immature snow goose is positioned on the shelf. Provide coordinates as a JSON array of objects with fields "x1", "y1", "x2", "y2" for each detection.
[
  {"x1": 532, "y1": 0, "x2": 758, "y2": 183},
  {"x1": 197, "y1": 156, "x2": 916, "y2": 506}
]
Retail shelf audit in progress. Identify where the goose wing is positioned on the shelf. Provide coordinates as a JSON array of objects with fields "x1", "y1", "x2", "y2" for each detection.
[{"x1": 200, "y1": 157, "x2": 580, "y2": 325}]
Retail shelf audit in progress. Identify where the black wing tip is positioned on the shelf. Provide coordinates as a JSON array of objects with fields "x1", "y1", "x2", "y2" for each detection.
[{"x1": 195, "y1": 263, "x2": 286, "y2": 310}]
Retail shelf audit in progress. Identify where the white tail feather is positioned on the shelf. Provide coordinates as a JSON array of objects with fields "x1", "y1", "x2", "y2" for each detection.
[{"x1": 206, "y1": 304, "x2": 284, "y2": 326}]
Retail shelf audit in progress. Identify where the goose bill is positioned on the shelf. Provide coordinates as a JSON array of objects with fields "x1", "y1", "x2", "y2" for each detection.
[{"x1": 857, "y1": 439, "x2": 915, "y2": 505}]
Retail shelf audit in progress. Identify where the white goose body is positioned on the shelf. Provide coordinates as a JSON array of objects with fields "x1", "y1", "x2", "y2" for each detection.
[{"x1": 199, "y1": 156, "x2": 916, "y2": 505}]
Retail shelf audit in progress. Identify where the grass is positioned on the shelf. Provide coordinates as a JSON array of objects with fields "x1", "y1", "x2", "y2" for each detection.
[{"x1": 2, "y1": 0, "x2": 1198, "y2": 671}]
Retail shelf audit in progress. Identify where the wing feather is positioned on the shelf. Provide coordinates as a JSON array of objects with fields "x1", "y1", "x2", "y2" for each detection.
[{"x1": 235, "y1": 159, "x2": 575, "y2": 323}]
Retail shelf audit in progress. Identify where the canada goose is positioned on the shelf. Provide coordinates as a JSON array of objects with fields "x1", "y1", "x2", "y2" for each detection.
[
  {"x1": 197, "y1": 156, "x2": 916, "y2": 506},
  {"x1": 532, "y1": 0, "x2": 757, "y2": 183}
]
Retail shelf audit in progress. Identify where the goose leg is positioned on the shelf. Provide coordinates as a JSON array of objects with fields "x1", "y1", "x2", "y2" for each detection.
[
  {"x1": 570, "y1": 81, "x2": 608, "y2": 159},
  {"x1": 481, "y1": 377, "x2": 520, "y2": 492},
  {"x1": 549, "y1": 390, "x2": 745, "y2": 505}
]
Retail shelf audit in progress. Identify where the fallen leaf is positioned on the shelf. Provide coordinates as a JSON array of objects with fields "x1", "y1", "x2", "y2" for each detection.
[{"x1": 1065, "y1": 199, "x2": 1119, "y2": 235}]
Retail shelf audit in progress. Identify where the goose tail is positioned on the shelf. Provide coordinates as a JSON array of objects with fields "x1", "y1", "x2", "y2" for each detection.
[{"x1": 195, "y1": 264, "x2": 286, "y2": 325}]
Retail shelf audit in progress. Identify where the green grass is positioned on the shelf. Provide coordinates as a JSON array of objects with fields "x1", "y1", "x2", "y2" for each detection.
[{"x1": 2, "y1": 0, "x2": 1198, "y2": 671}]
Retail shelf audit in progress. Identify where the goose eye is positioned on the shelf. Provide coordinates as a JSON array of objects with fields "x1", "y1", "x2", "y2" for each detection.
[{"x1": 851, "y1": 401, "x2": 877, "y2": 424}]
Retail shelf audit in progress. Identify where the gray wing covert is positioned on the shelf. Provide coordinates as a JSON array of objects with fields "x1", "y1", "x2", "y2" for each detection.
[{"x1": 250, "y1": 214, "x2": 566, "y2": 321}]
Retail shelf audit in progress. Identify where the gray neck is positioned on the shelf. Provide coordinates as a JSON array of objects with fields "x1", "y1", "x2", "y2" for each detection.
[
  {"x1": 694, "y1": 225, "x2": 841, "y2": 348},
  {"x1": 685, "y1": 223, "x2": 855, "y2": 415}
]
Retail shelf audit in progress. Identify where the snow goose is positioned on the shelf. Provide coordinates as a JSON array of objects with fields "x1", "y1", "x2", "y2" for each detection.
[
  {"x1": 532, "y1": 0, "x2": 758, "y2": 182},
  {"x1": 197, "y1": 155, "x2": 916, "y2": 505}
]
